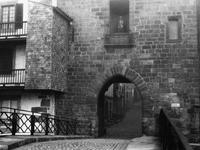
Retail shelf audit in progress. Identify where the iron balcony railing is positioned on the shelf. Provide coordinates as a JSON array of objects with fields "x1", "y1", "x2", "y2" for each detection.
[
  {"x1": 0, "y1": 69, "x2": 25, "y2": 84},
  {"x1": 0, "y1": 21, "x2": 27, "y2": 39},
  {"x1": 159, "y1": 109, "x2": 193, "y2": 150},
  {"x1": 0, "y1": 107, "x2": 79, "y2": 135}
]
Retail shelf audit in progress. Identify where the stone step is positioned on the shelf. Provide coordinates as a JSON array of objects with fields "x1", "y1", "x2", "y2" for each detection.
[{"x1": 126, "y1": 136, "x2": 161, "y2": 150}]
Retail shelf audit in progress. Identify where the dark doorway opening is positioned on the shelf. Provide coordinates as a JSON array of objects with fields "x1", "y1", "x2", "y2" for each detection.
[{"x1": 97, "y1": 75, "x2": 143, "y2": 139}]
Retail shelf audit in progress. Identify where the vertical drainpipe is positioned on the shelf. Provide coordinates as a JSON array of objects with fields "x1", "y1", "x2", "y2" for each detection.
[{"x1": 196, "y1": 0, "x2": 200, "y2": 144}]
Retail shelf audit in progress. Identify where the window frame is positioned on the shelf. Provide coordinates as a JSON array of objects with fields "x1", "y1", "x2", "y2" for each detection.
[
  {"x1": 0, "y1": 95, "x2": 21, "y2": 117},
  {"x1": 2, "y1": 5, "x2": 15, "y2": 23},
  {"x1": 166, "y1": 15, "x2": 182, "y2": 43},
  {"x1": 1, "y1": 5, "x2": 15, "y2": 29},
  {"x1": 0, "y1": 3, "x2": 23, "y2": 29}
]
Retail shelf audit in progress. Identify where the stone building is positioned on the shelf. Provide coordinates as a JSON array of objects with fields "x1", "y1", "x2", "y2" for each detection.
[
  {"x1": 55, "y1": 0, "x2": 199, "y2": 139},
  {"x1": 0, "y1": 0, "x2": 199, "y2": 141},
  {"x1": 0, "y1": 0, "x2": 72, "y2": 124}
]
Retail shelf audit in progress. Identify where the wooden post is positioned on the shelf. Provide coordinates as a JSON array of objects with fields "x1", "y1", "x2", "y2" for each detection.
[
  {"x1": 11, "y1": 109, "x2": 17, "y2": 135},
  {"x1": 89, "y1": 121, "x2": 92, "y2": 135},
  {"x1": 45, "y1": 114, "x2": 49, "y2": 135},
  {"x1": 56, "y1": 116, "x2": 60, "y2": 135},
  {"x1": 31, "y1": 112, "x2": 35, "y2": 135},
  {"x1": 74, "y1": 120, "x2": 77, "y2": 135}
]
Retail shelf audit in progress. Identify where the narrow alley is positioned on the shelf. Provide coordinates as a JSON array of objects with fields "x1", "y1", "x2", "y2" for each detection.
[{"x1": 102, "y1": 103, "x2": 142, "y2": 139}]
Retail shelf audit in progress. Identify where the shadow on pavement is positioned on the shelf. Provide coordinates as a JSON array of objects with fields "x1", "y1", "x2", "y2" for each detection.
[{"x1": 101, "y1": 104, "x2": 142, "y2": 139}]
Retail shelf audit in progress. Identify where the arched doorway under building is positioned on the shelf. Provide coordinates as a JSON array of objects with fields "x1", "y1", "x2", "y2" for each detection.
[
  {"x1": 89, "y1": 66, "x2": 150, "y2": 137},
  {"x1": 97, "y1": 74, "x2": 143, "y2": 138}
]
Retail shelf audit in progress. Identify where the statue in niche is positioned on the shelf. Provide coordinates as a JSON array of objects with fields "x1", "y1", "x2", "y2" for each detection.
[{"x1": 117, "y1": 16, "x2": 124, "y2": 33}]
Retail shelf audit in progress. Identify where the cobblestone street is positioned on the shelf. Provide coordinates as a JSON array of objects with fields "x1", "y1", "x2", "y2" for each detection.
[
  {"x1": 102, "y1": 104, "x2": 142, "y2": 139},
  {"x1": 13, "y1": 139, "x2": 129, "y2": 150},
  {"x1": 12, "y1": 105, "x2": 142, "y2": 150}
]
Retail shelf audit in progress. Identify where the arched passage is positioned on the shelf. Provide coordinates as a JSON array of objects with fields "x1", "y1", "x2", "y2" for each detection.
[
  {"x1": 89, "y1": 65, "x2": 150, "y2": 137},
  {"x1": 98, "y1": 75, "x2": 143, "y2": 138}
]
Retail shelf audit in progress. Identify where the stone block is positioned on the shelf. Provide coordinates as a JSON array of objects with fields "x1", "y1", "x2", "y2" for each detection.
[
  {"x1": 26, "y1": 1, "x2": 69, "y2": 92},
  {"x1": 31, "y1": 107, "x2": 48, "y2": 113},
  {"x1": 41, "y1": 99, "x2": 50, "y2": 107},
  {"x1": 140, "y1": 60, "x2": 154, "y2": 65}
]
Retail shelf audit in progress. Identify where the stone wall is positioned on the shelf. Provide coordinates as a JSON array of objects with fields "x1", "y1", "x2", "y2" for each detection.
[
  {"x1": 21, "y1": 91, "x2": 55, "y2": 115},
  {"x1": 51, "y1": 9, "x2": 69, "y2": 91},
  {"x1": 26, "y1": 1, "x2": 69, "y2": 92},
  {"x1": 26, "y1": 1, "x2": 53, "y2": 89},
  {"x1": 56, "y1": 0, "x2": 199, "y2": 137}
]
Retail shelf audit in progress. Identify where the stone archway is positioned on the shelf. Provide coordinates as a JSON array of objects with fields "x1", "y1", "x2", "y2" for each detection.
[{"x1": 88, "y1": 65, "x2": 152, "y2": 137}]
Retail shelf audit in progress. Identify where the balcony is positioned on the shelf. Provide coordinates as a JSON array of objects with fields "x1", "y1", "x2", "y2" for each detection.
[
  {"x1": 0, "y1": 22, "x2": 27, "y2": 40},
  {"x1": 0, "y1": 69, "x2": 25, "y2": 87}
]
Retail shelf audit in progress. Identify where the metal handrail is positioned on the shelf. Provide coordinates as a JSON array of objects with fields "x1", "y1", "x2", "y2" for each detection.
[
  {"x1": 0, "y1": 69, "x2": 25, "y2": 84},
  {"x1": 0, "y1": 21, "x2": 27, "y2": 38},
  {"x1": 0, "y1": 107, "x2": 78, "y2": 135},
  {"x1": 159, "y1": 108, "x2": 193, "y2": 150},
  {"x1": 0, "y1": 107, "x2": 76, "y2": 121}
]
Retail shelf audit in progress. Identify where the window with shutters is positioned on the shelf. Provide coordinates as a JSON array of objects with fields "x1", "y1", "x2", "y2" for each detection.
[
  {"x1": 0, "y1": 99, "x2": 19, "y2": 112},
  {"x1": 166, "y1": 16, "x2": 182, "y2": 43},
  {"x1": 2, "y1": 5, "x2": 15, "y2": 29},
  {"x1": 1, "y1": 4, "x2": 23, "y2": 29},
  {"x1": 15, "y1": 4, "x2": 23, "y2": 29}
]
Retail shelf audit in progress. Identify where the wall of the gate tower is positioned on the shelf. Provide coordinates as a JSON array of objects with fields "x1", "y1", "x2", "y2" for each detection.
[{"x1": 55, "y1": 0, "x2": 199, "y2": 138}]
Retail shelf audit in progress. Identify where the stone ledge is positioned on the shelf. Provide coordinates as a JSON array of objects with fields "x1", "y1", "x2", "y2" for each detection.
[{"x1": 104, "y1": 33, "x2": 135, "y2": 48}]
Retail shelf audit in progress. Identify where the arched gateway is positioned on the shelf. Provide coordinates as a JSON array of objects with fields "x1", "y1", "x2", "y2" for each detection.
[{"x1": 88, "y1": 65, "x2": 153, "y2": 137}]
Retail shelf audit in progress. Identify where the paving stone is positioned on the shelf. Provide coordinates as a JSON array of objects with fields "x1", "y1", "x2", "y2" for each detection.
[
  {"x1": 102, "y1": 104, "x2": 142, "y2": 139},
  {"x1": 126, "y1": 136, "x2": 161, "y2": 150},
  {"x1": 13, "y1": 139, "x2": 129, "y2": 150},
  {"x1": 12, "y1": 104, "x2": 161, "y2": 150}
]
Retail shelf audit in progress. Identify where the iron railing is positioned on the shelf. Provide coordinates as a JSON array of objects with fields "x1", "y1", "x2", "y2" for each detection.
[
  {"x1": 0, "y1": 21, "x2": 27, "y2": 38},
  {"x1": 159, "y1": 109, "x2": 193, "y2": 150},
  {"x1": 0, "y1": 69, "x2": 25, "y2": 84},
  {"x1": 0, "y1": 107, "x2": 78, "y2": 135}
]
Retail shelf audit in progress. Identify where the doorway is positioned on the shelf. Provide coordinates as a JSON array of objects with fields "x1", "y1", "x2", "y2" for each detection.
[{"x1": 97, "y1": 75, "x2": 143, "y2": 138}]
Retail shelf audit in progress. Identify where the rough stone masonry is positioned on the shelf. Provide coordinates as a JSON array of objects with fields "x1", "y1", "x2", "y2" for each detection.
[{"x1": 44, "y1": 0, "x2": 199, "y2": 139}]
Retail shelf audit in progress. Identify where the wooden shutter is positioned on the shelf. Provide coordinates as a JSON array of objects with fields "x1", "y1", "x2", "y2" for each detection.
[
  {"x1": 0, "y1": 48, "x2": 13, "y2": 73},
  {"x1": 15, "y1": 3, "x2": 23, "y2": 29},
  {"x1": 5, "y1": 49, "x2": 13, "y2": 72}
]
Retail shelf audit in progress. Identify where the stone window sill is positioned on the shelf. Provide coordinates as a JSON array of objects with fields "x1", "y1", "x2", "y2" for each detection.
[{"x1": 104, "y1": 33, "x2": 135, "y2": 48}]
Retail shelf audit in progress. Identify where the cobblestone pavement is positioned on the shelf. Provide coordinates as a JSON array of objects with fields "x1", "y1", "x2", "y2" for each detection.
[
  {"x1": 102, "y1": 103, "x2": 142, "y2": 139},
  {"x1": 13, "y1": 139, "x2": 129, "y2": 150},
  {"x1": 13, "y1": 104, "x2": 144, "y2": 150}
]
